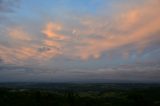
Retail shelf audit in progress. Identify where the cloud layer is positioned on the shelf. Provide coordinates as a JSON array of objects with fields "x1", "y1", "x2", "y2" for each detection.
[{"x1": 0, "y1": 0, "x2": 159, "y2": 82}]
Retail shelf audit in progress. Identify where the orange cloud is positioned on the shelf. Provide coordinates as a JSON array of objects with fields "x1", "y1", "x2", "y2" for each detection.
[
  {"x1": 42, "y1": 22, "x2": 67, "y2": 40},
  {"x1": 0, "y1": 45, "x2": 38, "y2": 64},
  {"x1": 0, "y1": 44, "x2": 62, "y2": 65},
  {"x1": 118, "y1": 9, "x2": 140, "y2": 31},
  {"x1": 8, "y1": 27, "x2": 31, "y2": 41},
  {"x1": 1, "y1": 0, "x2": 159, "y2": 64},
  {"x1": 0, "y1": 23, "x2": 65, "y2": 64},
  {"x1": 43, "y1": 40, "x2": 61, "y2": 48},
  {"x1": 71, "y1": 0, "x2": 160, "y2": 60}
]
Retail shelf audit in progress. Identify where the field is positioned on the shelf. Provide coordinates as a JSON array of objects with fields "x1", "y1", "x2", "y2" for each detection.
[{"x1": 0, "y1": 83, "x2": 160, "y2": 106}]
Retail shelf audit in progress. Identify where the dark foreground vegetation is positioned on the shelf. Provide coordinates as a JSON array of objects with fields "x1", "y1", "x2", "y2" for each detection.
[{"x1": 0, "y1": 83, "x2": 160, "y2": 106}]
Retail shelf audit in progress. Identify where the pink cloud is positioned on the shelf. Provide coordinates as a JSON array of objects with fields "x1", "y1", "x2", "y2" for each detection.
[
  {"x1": 42, "y1": 22, "x2": 67, "y2": 40},
  {"x1": 70, "y1": 0, "x2": 160, "y2": 60},
  {"x1": 8, "y1": 27, "x2": 32, "y2": 41}
]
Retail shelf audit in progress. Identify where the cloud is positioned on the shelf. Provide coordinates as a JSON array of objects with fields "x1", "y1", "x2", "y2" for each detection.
[
  {"x1": 0, "y1": 58, "x2": 160, "y2": 82},
  {"x1": 0, "y1": 0, "x2": 21, "y2": 24},
  {"x1": 42, "y1": 22, "x2": 67, "y2": 40},
  {"x1": 0, "y1": 45, "x2": 36, "y2": 64},
  {"x1": 0, "y1": 45, "x2": 63, "y2": 65},
  {"x1": 0, "y1": 0, "x2": 20, "y2": 13},
  {"x1": 69, "y1": 0, "x2": 160, "y2": 60},
  {"x1": 0, "y1": 60, "x2": 64, "y2": 82},
  {"x1": 1, "y1": 0, "x2": 160, "y2": 64},
  {"x1": 0, "y1": 22, "x2": 66, "y2": 64},
  {"x1": 8, "y1": 27, "x2": 32, "y2": 41},
  {"x1": 1, "y1": 0, "x2": 159, "y2": 62},
  {"x1": 64, "y1": 62, "x2": 160, "y2": 82},
  {"x1": 99, "y1": 63, "x2": 160, "y2": 82},
  {"x1": 0, "y1": 0, "x2": 160, "y2": 82},
  {"x1": 43, "y1": 40, "x2": 61, "y2": 49},
  {"x1": 0, "y1": 22, "x2": 65, "y2": 64},
  {"x1": 1, "y1": 0, "x2": 159, "y2": 64}
]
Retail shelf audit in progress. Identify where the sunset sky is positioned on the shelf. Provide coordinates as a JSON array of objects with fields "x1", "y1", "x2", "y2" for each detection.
[{"x1": 0, "y1": 0, "x2": 160, "y2": 82}]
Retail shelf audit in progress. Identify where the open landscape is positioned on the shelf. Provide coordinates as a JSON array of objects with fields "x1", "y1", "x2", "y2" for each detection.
[
  {"x1": 0, "y1": 83, "x2": 160, "y2": 106},
  {"x1": 0, "y1": 0, "x2": 160, "y2": 105}
]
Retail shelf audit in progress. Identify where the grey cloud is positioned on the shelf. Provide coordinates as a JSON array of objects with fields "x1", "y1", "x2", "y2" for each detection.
[
  {"x1": 60, "y1": 62, "x2": 160, "y2": 83},
  {"x1": 0, "y1": 61, "x2": 62, "y2": 82},
  {"x1": 0, "y1": 0, "x2": 20, "y2": 13},
  {"x1": 93, "y1": 63, "x2": 160, "y2": 82},
  {"x1": 0, "y1": 61, "x2": 160, "y2": 82},
  {"x1": 0, "y1": 0, "x2": 21, "y2": 24},
  {"x1": 38, "y1": 46, "x2": 51, "y2": 52}
]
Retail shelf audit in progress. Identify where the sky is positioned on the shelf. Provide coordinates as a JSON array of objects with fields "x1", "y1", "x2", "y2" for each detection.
[{"x1": 0, "y1": 0, "x2": 160, "y2": 82}]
